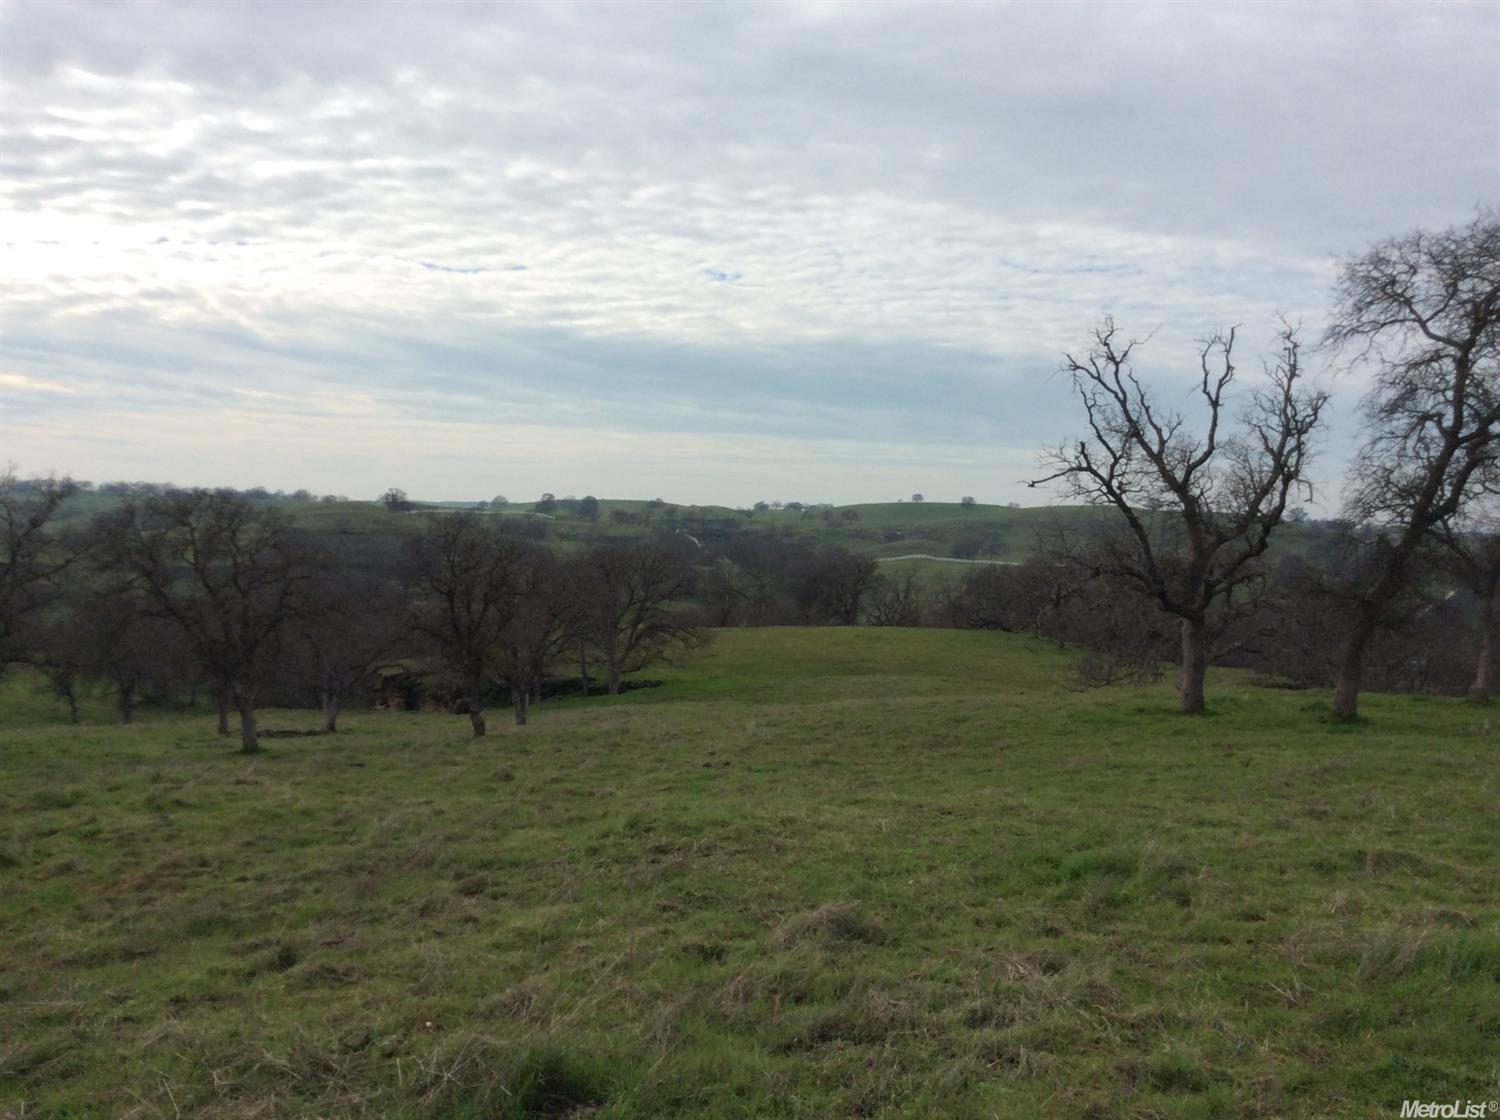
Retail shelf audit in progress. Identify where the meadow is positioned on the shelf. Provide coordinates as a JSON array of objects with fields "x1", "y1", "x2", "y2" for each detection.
[{"x1": 2, "y1": 628, "x2": 1496, "y2": 1119}]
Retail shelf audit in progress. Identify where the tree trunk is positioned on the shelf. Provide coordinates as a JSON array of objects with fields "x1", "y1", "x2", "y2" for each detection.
[
  {"x1": 235, "y1": 692, "x2": 260, "y2": 754},
  {"x1": 320, "y1": 690, "x2": 339, "y2": 733},
  {"x1": 1469, "y1": 600, "x2": 1498, "y2": 704},
  {"x1": 117, "y1": 682, "x2": 135, "y2": 725},
  {"x1": 1178, "y1": 617, "x2": 1208, "y2": 716},
  {"x1": 512, "y1": 685, "x2": 529, "y2": 726},
  {"x1": 606, "y1": 662, "x2": 622, "y2": 696},
  {"x1": 465, "y1": 671, "x2": 489, "y2": 740},
  {"x1": 462, "y1": 674, "x2": 486, "y2": 734},
  {"x1": 1332, "y1": 617, "x2": 1373, "y2": 723},
  {"x1": 62, "y1": 685, "x2": 79, "y2": 724},
  {"x1": 216, "y1": 688, "x2": 231, "y2": 735},
  {"x1": 530, "y1": 677, "x2": 541, "y2": 705},
  {"x1": 578, "y1": 643, "x2": 590, "y2": 696}
]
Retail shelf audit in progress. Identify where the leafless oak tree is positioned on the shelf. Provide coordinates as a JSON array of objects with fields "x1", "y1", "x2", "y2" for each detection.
[
  {"x1": 796, "y1": 549, "x2": 879, "y2": 626},
  {"x1": 864, "y1": 568, "x2": 925, "y2": 626},
  {"x1": 1326, "y1": 211, "x2": 1500, "y2": 720},
  {"x1": 0, "y1": 471, "x2": 78, "y2": 667},
  {"x1": 1434, "y1": 482, "x2": 1500, "y2": 703},
  {"x1": 284, "y1": 563, "x2": 404, "y2": 733},
  {"x1": 1032, "y1": 319, "x2": 1327, "y2": 714},
  {"x1": 103, "y1": 490, "x2": 316, "y2": 752},
  {"x1": 493, "y1": 552, "x2": 579, "y2": 725},
  {"x1": 576, "y1": 544, "x2": 700, "y2": 695},
  {"x1": 406, "y1": 513, "x2": 542, "y2": 737}
]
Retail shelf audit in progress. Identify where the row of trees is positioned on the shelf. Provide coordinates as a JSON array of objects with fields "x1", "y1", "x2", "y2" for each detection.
[
  {"x1": 0, "y1": 482, "x2": 701, "y2": 752},
  {"x1": 931, "y1": 544, "x2": 1497, "y2": 704},
  {"x1": 6, "y1": 461, "x2": 1495, "y2": 743},
  {"x1": 9, "y1": 477, "x2": 353, "y2": 503},
  {"x1": 1034, "y1": 210, "x2": 1500, "y2": 719},
  {"x1": 701, "y1": 523, "x2": 1497, "y2": 704},
  {"x1": 407, "y1": 513, "x2": 697, "y2": 736}
]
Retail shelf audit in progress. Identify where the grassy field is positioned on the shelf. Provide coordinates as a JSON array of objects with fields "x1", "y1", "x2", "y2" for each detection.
[{"x1": 2, "y1": 629, "x2": 1496, "y2": 1119}]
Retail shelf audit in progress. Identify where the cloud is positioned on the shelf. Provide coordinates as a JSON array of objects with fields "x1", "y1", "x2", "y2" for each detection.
[{"x1": 0, "y1": 0, "x2": 1495, "y2": 504}]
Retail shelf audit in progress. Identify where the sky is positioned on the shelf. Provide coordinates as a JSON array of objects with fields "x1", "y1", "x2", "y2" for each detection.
[{"x1": 2, "y1": 0, "x2": 1496, "y2": 508}]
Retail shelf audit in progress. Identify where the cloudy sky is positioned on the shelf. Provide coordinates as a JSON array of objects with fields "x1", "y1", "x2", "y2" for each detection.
[{"x1": 2, "y1": 0, "x2": 1496, "y2": 506}]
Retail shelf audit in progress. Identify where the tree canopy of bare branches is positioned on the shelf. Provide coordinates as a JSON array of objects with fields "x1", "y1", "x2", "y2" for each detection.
[
  {"x1": 1032, "y1": 319, "x2": 1327, "y2": 714},
  {"x1": 576, "y1": 544, "x2": 701, "y2": 695},
  {"x1": 284, "y1": 561, "x2": 405, "y2": 733},
  {"x1": 0, "y1": 471, "x2": 79, "y2": 668},
  {"x1": 1326, "y1": 209, "x2": 1500, "y2": 720},
  {"x1": 101, "y1": 490, "x2": 318, "y2": 752},
  {"x1": 494, "y1": 552, "x2": 580, "y2": 724},
  {"x1": 406, "y1": 513, "x2": 544, "y2": 737},
  {"x1": 864, "y1": 568, "x2": 925, "y2": 627},
  {"x1": 1434, "y1": 474, "x2": 1500, "y2": 703},
  {"x1": 796, "y1": 549, "x2": 879, "y2": 626}
]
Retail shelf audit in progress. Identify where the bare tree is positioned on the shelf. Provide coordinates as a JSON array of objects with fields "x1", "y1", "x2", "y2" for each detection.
[
  {"x1": 87, "y1": 591, "x2": 184, "y2": 724},
  {"x1": 864, "y1": 568, "x2": 925, "y2": 626},
  {"x1": 31, "y1": 600, "x2": 88, "y2": 722},
  {"x1": 0, "y1": 471, "x2": 78, "y2": 668},
  {"x1": 703, "y1": 561, "x2": 749, "y2": 627},
  {"x1": 495, "y1": 554, "x2": 579, "y2": 724},
  {"x1": 939, "y1": 558, "x2": 1060, "y2": 636},
  {"x1": 796, "y1": 549, "x2": 879, "y2": 625},
  {"x1": 576, "y1": 544, "x2": 700, "y2": 694},
  {"x1": 406, "y1": 514, "x2": 541, "y2": 736},
  {"x1": 1032, "y1": 319, "x2": 1327, "y2": 714},
  {"x1": 101, "y1": 490, "x2": 317, "y2": 752},
  {"x1": 1433, "y1": 482, "x2": 1500, "y2": 703},
  {"x1": 283, "y1": 563, "x2": 404, "y2": 732},
  {"x1": 1322, "y1": 212, "x2": 1500, "y2": 719},
  {"x1": 723, "y1": 535, "x2": 804, "y2": 625},
  {"x1": 27, "y1": 576, "x2": 178, "y2": 724}
]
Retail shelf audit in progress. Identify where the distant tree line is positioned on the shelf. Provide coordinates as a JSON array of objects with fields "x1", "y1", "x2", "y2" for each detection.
[
  {"x1": 930, "y1": 539, "x2": 1496, "y2": 703},
  {"x1": 0, "y1": 479, "x2": 703, "y2": 751},
  {"x1": 17, "y1": 477, "x2": 352, "y2": 503},
  {"x1": 4, "y1": 466, "x2": 1496, "y2": 748}
]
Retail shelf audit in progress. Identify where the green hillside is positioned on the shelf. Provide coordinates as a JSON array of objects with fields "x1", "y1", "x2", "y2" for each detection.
[
  {"x1": 288, "y1": 497, "x2": 1327, "y2": 566},
  {"x1": 2, "y1": 629, "x2": 1493, "y2": 1118}
]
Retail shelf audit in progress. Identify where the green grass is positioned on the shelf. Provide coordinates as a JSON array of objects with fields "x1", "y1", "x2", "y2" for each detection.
[{"x1": 2, "y1": 629, "x2": 1495, "y2": 1118}]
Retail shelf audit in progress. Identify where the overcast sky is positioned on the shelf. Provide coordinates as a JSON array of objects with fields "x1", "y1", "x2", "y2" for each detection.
[{"x1": 2, "y1": 0, "x2": 1496, "y2": 506}]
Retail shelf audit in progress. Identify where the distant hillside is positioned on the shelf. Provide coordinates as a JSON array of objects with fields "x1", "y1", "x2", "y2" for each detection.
[
  {"x1": 288, "y1": 497, "x2": 1100, "y2": 561},
  {"x1": 409, "y1": 497, "x2": 1332, "y2": 565},
  {"x1": 42, "y1": 485, "x2": 1333, "y2": 566}
]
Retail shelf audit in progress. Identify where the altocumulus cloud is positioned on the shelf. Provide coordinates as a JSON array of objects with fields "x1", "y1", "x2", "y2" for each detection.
[{"x1": 1, "y1": 0, "x2": 1495, "y2": 503}]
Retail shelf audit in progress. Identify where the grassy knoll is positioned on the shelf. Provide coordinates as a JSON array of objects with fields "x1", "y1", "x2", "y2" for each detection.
[{"x1": 1, "y1": 629, "x2": 1495, "y2": 1119}]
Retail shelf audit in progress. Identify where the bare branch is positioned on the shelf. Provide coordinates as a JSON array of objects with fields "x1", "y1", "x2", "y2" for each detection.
[{"x1": 1032, "y1": 318, "x2": 1327, "y2": 713}]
